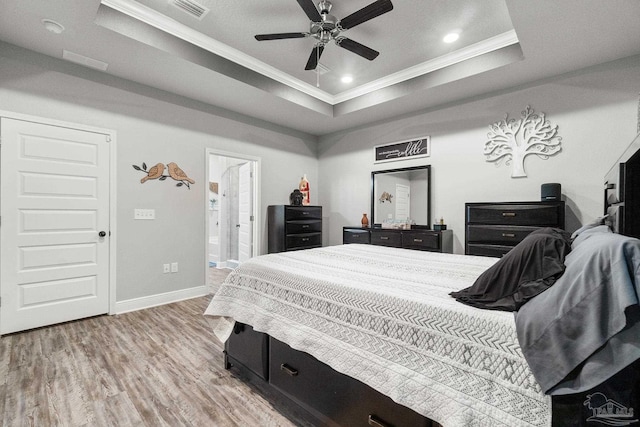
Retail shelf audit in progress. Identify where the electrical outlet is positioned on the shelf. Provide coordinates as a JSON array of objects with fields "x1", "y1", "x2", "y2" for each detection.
[
  {"x1": 171, "y1": 262, "x2": 178, "y2": 273},
  {"x1": 163, "y1": 263, "x2": 170, "y2": 274}
]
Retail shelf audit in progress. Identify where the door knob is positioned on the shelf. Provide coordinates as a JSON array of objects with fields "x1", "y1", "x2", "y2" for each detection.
[{"x1": 99, "y1": 231, "x2": 107, "y2": 237}]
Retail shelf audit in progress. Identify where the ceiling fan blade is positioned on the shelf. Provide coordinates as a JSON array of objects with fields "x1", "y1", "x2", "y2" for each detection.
[
  {"x1": 297, "y1": 0, "x2": 322, "y2": 22},
  {"x1": 339, "y1": 0, "x2": 393, "y2": 30},
  {"x1": 305, "y1": 45, "x2": 325, "y2": 70},
  {"x1": 336, "y1": 38, "x2": 379, "y2": 60},
  {"x1": 255, "y1": 32, "x2": 308, "y2": 41}
]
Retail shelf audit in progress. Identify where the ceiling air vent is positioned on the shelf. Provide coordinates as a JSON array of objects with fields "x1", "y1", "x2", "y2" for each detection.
[{"x1": 171, "y1": 0, "x2": 209, "y2": 20}]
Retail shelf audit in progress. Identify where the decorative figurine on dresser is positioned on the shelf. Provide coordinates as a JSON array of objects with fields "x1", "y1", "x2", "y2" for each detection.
[{"x1": 268, "y1": 205, "x2": 322, "y2": 253}]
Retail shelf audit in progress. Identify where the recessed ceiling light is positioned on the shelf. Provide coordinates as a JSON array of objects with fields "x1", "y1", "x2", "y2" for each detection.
[
  {"x1": 341, "y1": 75, "x2": 353, "y2": 84},
  {"x1": 443, "y1": 32, "x2": 460, "y2": 43},
  {"x1": 41, "y1": 19, "x2": 65, "y2": 34}
]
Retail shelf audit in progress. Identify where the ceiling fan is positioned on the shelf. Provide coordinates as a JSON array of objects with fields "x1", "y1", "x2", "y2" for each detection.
[{"x1": 255, "y1": 0, "x2": 394, "y2": 71}]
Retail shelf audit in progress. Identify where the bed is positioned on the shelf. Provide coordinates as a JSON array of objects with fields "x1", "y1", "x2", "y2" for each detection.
[
  {"x1": 204, "y1": 137, "x2": 640, "y2": 427},
  {"x1": 205, "y1": 229, "x2": 640, "y2": 427}
]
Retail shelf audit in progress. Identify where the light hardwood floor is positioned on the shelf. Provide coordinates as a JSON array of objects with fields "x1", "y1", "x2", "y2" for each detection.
[{"x1": 0, "y1": 269, "x2": 313, "y2": 427}]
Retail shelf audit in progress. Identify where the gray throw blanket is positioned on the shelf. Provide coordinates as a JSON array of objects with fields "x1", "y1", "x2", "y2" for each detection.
[{"x1": 515, "y1": 226, "x2": 640, "y2": 395}]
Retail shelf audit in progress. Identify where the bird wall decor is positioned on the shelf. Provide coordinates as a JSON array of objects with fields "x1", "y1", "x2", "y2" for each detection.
[{"x1": 133, "y1": 161, "x2": 195, "y2": 189}]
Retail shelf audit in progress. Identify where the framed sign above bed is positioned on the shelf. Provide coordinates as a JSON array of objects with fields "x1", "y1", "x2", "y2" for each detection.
[{"x1": 374, "y1": 136, "x2": 430, "y2": 163}]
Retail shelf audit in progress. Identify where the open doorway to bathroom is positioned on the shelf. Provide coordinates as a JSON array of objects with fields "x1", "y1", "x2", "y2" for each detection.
[{"x1": 206, "y1": 149, "x2": 260, "y2": 289}]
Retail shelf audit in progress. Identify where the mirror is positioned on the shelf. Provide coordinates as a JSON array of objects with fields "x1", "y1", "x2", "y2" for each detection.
[{"x1": 371, "y1": 165, "x2": 431, "y2": 228}]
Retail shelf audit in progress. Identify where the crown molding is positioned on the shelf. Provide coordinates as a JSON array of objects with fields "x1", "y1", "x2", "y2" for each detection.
[
  {"x1": 101, "y1": 0, "x2": 333, "y2": 103},
  {"x1": 100, "y1": 0, "x2": 519, "y2": 108},
  {"x1": 332, "y1": 30, "x2": 519, "y2": 104}
]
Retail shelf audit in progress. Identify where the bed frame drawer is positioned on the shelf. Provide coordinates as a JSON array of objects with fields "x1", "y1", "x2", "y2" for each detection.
[
  {"x1": 269, "y1": 337, "x2": 431, "y2": 427},
  {"x1": 270, "y1": 338, "x2": 352, "y2": 424},
  {"x1": 224, "y1": 323, "x2": 269, "y2": 381}
]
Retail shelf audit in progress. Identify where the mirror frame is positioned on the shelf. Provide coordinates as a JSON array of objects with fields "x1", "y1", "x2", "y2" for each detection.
[{"x1": 371, "y1": 165, "x2": 431, "y2": 228}]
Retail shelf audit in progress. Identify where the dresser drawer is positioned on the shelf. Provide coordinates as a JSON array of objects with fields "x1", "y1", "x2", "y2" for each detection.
[
  {"x1": 285, "y1": 232, "x2": 322, "y2": 250},
  {"x1": 464, "y1": 201, "x2": 564, "y2": 257},
  {"x1": 370, "y1": 230, "x2": 402, "y2": 247},
  {"x1": 343, "y1": 228, "x2": 371, "y2": 244},
  {"x1": 286, "y1": 220, "x2": 322, "y2": 234},
  {"x1": 285, "y1": 206, "x2": 322, "y2": 221},
  {"x1": 402, "y1": 231, "x2": 441, "y2": 251},
  {"x1": 466, "y1": 224, "x2": 541, "y2": 244},
  {"x1": 467, "y1": 244, "x2": 514, "y2": 258},
  {"x1": 466, "y1": 203, "x2": 562, "y2": 226}
]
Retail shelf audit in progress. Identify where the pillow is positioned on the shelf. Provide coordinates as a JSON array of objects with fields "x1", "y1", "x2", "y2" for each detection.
[
  {"x1": 570, "y1": 215, "x2": 609, "y2": 240},
  {"x1": 450, "y1": 227, "x2": 572, "y2": 311},
  {"x1": 571, "y1": 224, "x2": 612, "y2": 250}
]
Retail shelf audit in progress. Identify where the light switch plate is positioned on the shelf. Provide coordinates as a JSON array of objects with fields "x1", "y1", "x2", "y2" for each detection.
[
  {"x1": 134, "y1": 209, "x2": 155, "y2": 220},
  {"x1": 171, "y1": 262, "x2": 178, "y2": 273}
]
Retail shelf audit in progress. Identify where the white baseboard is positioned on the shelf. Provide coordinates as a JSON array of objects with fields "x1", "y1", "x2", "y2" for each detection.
[{"x1": 114, "y1": 285, "x2": 209, "y2": 314}]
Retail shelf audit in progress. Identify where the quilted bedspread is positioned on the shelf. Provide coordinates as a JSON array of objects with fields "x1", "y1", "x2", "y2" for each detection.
[{"x1": 204, "y1": 244, "x2": 551, "y2": 427}]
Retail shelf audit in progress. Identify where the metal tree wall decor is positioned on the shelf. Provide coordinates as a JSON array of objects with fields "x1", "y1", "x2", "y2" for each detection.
[
  {"x1": 484, "y1": 105, "x2": 562, "y2": 178},
  {"x1": 133, "y1": 161, "x2": 195, "y2": 189}
]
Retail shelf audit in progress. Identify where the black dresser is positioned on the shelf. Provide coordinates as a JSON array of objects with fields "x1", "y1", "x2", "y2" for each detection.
[
  {"x1": 268, "y1": 205, "x2": 322, "y2": 253},
  {"x1": 465, "y1": 201, "x2": 565, "y2": 257},
  {"x1": 343, "y1": 227, "x2": 453, "y2": 253}
]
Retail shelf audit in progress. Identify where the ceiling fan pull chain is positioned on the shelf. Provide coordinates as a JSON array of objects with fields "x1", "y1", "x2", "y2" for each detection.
[{"x1": 316, "y1": 45, "x2": 320, "y2": 87}]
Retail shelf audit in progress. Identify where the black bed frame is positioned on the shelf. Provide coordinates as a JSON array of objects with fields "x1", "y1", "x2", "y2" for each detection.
[{"x1": 224, "y1": 323, "x2": 640, "y2": 427}]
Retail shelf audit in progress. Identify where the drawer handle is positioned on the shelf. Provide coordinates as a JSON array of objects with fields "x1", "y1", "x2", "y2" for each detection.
[
  {"x1": 380, "y1": 236, "x2": 389, "y2": 240},
  {"x1": 502, "y1": 233, "x2": 516, "y2": 238},
  {"x1": 301, "y1": 238, "x2": 309, "y2": 242},
  {"x1": 302, "y1": 225, "x2": 309, "y2": 228},
  {"x1": 353, "y1": 235, "x2": 360, "y2": 238},
  {"x1": 302, "y1": 211, "x2": 309, "y2": 215},
  {"x1": 502, "y1": 212, "x2": 516, "y2": 217},
  {"x1": 280, "y1": 363, "x2": 298, "y2": 376},
  {"x1": 413, "y1": 238, "x2": 423, "y2": 243},
  {"x1": 368, "y1": 414, "x2": 391, "y2": 427}
]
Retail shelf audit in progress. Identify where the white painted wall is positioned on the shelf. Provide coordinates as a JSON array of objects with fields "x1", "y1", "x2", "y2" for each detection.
[
  {"x1": 318, "y1": 55, "x2": 640, "y2": 253},
  {"x1": 0, "y1": 44, "x2": 318, "y2": 303}
]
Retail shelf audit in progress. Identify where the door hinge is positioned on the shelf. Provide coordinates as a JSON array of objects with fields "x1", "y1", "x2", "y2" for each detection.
[
  {"x1": 250, "y1": 215, "x2": 254, "y2": 221},
  {"x1": 106, "y1": 135, "x2": 111, "y2": 143}
]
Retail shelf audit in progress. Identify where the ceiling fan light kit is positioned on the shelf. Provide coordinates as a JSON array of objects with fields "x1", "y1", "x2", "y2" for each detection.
[{"x1": 255, "y1": 0, "x2": 393, "y2": 71}]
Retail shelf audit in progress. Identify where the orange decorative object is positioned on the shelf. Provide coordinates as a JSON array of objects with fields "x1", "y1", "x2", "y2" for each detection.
[
  {"x1": 299, "y1": 174, "x2": 310, "y2": 206},
  {"x1": 361, "y1": 214, "x2": 369, "y2": 227}
]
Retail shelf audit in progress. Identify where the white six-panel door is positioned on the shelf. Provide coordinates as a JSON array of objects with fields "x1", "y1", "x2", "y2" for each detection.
[{"x1": 1, "y1": 117, "x2": 110, "y2": 334}]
